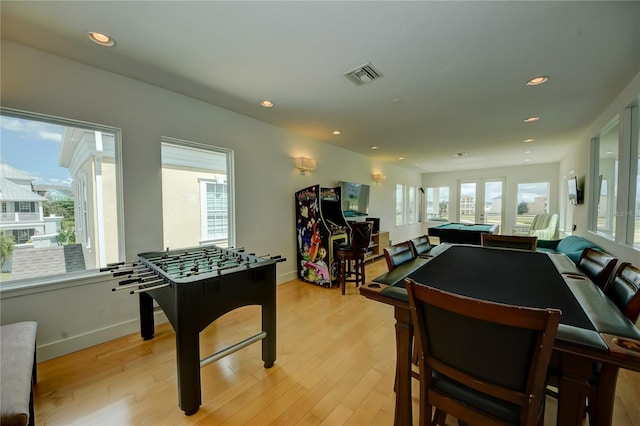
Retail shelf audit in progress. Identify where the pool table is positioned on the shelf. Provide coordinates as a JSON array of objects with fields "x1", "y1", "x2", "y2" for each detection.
[
  {"x1": 360, "y1": 244, "x2": 640, "y2": 426},
  {"x1": 428, "y1": 222, "x2": 499, "y2": 245}
]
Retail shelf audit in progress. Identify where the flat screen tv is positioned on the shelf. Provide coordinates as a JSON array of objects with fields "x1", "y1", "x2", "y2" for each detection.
[
  {"x1": 339, "y1": 181, "x2": 370, "y2": 217},
  {"x1": 568, "y1": 176, "x2": 582, "y2": 205}
]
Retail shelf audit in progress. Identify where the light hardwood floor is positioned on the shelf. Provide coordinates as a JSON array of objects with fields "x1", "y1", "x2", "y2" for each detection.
[{"x1": 34, "y1": 258, "x2": 640, "y2": 425}]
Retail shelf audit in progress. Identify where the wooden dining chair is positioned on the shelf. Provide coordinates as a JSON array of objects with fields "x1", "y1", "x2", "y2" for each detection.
[
  {"x1": 577, "y1": 247, "x2": 618, "y2": 290},
  {"x1": 405, "y1": 278, "x2": 561, "y2": 426},
  {"x1": 481, "y1": 234, "x2": 538, "y2": 251}
]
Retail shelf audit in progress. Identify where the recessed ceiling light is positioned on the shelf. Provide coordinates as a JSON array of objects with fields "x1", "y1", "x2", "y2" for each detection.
[
  {"x1": 524, "y1": 116, "x2": 540, "y2": 123},
  {"x1": 524, "y1": 158, "x2": 531, "y2": 162},
  {"x1": 88, "y1": 31, "x2": 116, "y2": 47},
  {"x1": 331, "y1": 130, "x2": 341, "y2": 136},
  {"x1": 523, "y1": 138, "x2": 535, "y2": 143},
  {"x1": 260, "y1": 100, "x2": 274, "y2": 108},
  {"x1": 370, "y1": 146, "x2": 379, "y2": 150},
  {"x1": 526, "y1": 76, "x2": 549, "y2": 86},
  {"x1": 524, "y1": 150, "x2": 532, "y2": 154},
  {"x1": 398, "y1": 157, "x2": 405, "y2": 160}
]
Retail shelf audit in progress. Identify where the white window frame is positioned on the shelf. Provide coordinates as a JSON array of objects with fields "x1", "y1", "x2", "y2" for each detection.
[
  {"x1": 199, "y1": 178, "x2": 229, "y2": 244},
  {"x1": 0, "y1": 107, "x2": 124, "y2": 289},
  {"x1": 396, "y1": 184, "x2": 406, "y2": 226},
  {"x1": 161, "y1": 137, "x2": 235, "y2": 248},
  {"x1": 589, "y1": 103, "x2": 639, "y2": 248}
]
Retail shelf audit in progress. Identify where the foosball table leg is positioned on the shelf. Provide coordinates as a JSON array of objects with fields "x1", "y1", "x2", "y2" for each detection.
[
  {"x1": 176, "y1": 329, "x2": 202, "y2": 415},
  {"x1": 262, "y1": 308, "x2": 276, "y2": 368},
  {"x1": 139, "y1": 293, "x2": 155, "y2": 340}
]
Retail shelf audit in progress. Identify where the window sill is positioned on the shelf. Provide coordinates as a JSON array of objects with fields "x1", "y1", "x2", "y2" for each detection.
[{"x1": 0, "y1": 269, "x2": 115, "y2": 299}]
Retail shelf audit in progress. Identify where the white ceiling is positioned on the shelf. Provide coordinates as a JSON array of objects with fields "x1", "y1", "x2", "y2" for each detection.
[{"x1": 2, "y1": 1, "x2": 639, "y2": 172}]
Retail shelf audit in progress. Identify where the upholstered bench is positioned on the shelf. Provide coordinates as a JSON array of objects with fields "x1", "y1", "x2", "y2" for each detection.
[
  {"x1": 0, "y1": 321, "x2": 38, "y2": 426},
  {"x1": 536, "y1": 235, "x2": 603, "y2": 264}
]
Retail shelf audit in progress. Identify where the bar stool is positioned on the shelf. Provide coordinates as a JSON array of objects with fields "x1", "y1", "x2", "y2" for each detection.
[{"x1": 334, "y1": 221, "x2": 373, "y2": 295}]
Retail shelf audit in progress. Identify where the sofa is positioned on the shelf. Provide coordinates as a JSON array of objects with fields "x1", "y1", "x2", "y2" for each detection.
[{"x1": 536, "y1": 235, "x2": 603, "y2": 264}]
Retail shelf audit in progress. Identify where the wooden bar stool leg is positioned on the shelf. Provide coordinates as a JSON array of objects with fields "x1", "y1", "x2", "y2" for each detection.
[{"x1": 340, "y1": 258, "x2": 346, "y2": 295}]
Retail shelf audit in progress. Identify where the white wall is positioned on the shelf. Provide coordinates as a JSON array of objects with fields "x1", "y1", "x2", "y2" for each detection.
[{"x1": 0, "y1": 40, "x2": 422, "y2": 360}]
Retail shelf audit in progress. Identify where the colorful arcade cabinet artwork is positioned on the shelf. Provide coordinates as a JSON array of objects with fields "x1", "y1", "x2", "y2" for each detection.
[{"x1": 295, "y1": 185, "x2": 349, "y2": 287}]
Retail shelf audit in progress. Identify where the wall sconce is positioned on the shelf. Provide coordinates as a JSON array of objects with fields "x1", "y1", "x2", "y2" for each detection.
[
  {"x1": 295, "y1": 157, "x2": 317, "y2": 175},
  {"x1": 372, "y1": 173, "x2": 386, "y2": 184}
]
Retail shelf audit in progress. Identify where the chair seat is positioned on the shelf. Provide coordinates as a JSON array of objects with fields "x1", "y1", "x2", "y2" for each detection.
[{"x1": 433, "y1": 372, "x2": 520, "y2": 425}]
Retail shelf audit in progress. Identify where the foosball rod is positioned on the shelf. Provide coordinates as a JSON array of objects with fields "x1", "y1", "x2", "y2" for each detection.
[
  {"x1": 143, "y1": 247, "x2": 242, "y2": 262},
  {"x1": 112, "y1": 278, "x2": 164, "y2": 292},
  {"x1": 200, "y1": 331, "x2": 267, "y2": 368},
  {"x1": 131, "y1": 282, "x2": 170, "y2": 294}
]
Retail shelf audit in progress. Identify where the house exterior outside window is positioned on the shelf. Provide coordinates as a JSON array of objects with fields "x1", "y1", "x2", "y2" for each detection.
[{"x1": 161, "y1": 138, "x2": 234, "y2": 249}]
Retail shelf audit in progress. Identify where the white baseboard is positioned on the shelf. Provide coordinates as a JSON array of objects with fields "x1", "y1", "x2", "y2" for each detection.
[{"x1": 36, "y1": 311, "x2": 169, "y2": 362}]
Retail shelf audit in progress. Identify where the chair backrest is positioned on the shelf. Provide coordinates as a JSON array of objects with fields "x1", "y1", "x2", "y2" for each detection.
[
  {"x1": 481, "y1": 234, "x2": 538, "y2": 251},
  {"x1": 529, "y1": 213, "x2": 559, "y2": 240},
  {"x1": 605, "y1": 262, "x2": 640, "y2": 323},
  {"x1": 405, "y1": 278, "x2": 561, "y2": 426},
  {"x1": 350, "y1": 221, "x2": 373, "y2": 252},
  {"x1": 383, "y1": 241, "x2": 415, "y2": 271},
  {"x1": 409, "y1": 235, "x2": 432, "y2": 256},
  {"x1": 578, "y1": 247, "x2": 618, "y2": 290}
]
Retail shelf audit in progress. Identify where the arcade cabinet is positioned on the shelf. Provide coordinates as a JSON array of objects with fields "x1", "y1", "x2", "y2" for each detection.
[{"x1": 295, "y1": 185, "x2": 350, "y2": 287}]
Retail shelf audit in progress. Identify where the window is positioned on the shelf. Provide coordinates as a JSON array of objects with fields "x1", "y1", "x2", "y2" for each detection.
[
  {"x1": 634, "y1": 116, "x2": 640, "y2": 247},
  {"x1": 515, "y1": 182, "x2": 550, "y2": 227},
  {"x1": 591, "y1": 105, "x2": 639, "y2": 248},
  {"x1": 161, "y1": 138, "x2": 234, "y2": 249},
  {"x1": 17, "y1": 202, "x2": 35, "y2": 213},
  {"x1": 395, "y1": 184, "x2": 405, "y2": 226},
  {"x1": 200, "y1": 179, "x2": 228, "y2": 241},
  {"x1": 595, "y1": 117, "x2": 619, "y2": 238},
  {"x1": 407, "y1": 186, "x2": 417, "y2": 224},
  {"x1": 426, "y1": 187, "x2": 449, "y2": 221},
  {"x1": 0, "y1": 108, "x2": 122, "y2": 284}
]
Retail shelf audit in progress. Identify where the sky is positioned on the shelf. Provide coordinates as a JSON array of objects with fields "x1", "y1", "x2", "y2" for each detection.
[{"x1": 0, "y1": 115, "x2": 72, "y2": 186}]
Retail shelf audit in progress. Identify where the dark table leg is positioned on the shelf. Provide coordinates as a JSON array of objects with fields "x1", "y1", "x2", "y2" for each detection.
[
  {"x1": 556, "y1": 351, "x2": 592, "y2": 426},
  {"x1": 588, "y1": 363, "x2": 619, "y2": 426},
  {"x1": 139, "y1": 292, "x2": 155, "y2": 340},
  {"x1": 393, "y1": 306, "x2": 413, "y2": 426},
  {"x1": 175, "y1": 329, "x2": 201, "y2": 416}
]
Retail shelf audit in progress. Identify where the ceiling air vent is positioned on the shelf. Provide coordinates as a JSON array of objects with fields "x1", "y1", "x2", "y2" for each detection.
[{"x1": 343, "y1": 62, "x2": 383, "y2": 86}]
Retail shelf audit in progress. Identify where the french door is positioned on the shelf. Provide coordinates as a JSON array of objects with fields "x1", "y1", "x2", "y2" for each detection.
[{"x1": 457, "y1": 178, "x2": 505, "y2": 231}]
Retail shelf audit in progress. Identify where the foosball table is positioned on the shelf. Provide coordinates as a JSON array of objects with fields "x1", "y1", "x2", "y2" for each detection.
[{"x1": 106, "y1": 245, "x2": 285, "y2": 415}]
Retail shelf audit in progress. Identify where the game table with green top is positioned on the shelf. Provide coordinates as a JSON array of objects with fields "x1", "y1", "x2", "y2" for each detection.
[{"x1": 428, "y1": 222, "x2": 499, "y2": 245}]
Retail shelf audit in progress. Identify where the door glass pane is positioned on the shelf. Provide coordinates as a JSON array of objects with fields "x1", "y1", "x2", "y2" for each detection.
[
  {"x1": 484, "y1": 181, "x2": 502, "y2": 227},
  {"x1": 597, "y1": 119, "x2": 619, "y2": 237},
  {"x1": 459, "y1": 182, "x2": 476, "y2": 223}
]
